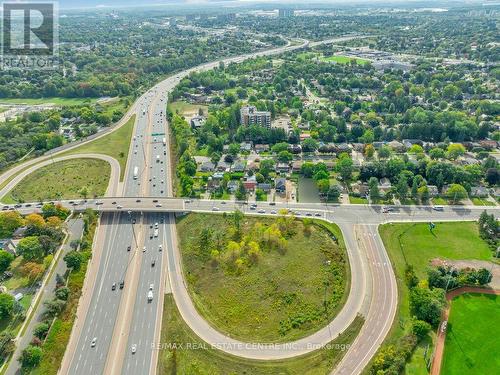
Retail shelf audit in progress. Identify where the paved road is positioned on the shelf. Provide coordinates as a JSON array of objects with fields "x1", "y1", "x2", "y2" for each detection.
[
  {"x1": 0, "y1": 33, "x2": 496, "y2": 374},
  {"x1": 4, "y1": 218, "x2": 84, "y2": 375},
  {"x1": 0, "y1": 154, "x2": 121, "y2": 200}
]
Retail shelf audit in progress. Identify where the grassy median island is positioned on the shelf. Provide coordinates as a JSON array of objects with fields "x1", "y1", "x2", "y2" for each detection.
[
  {"x1": 177, "y1": 212, "x2": 349, "y2": 343},
  {"x1": 158, "y1": 294, "x2": 363, "y2": 375},
  {"x1": 61, "y1": 115, "x2": 135, "y2": 181},
  {"x1": 372, "y1": 222, "x2": 495, "y2": 375},
  {"x1": 441, "y1": 293, "x2": 500, "y2": 375},
  {"x1": 2, "y1": 159, "x2": 110, "y2": 204}
]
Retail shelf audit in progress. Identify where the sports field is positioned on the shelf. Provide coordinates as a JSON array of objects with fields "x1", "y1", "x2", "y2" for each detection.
[{"x1": 441, "y1": 293, "x2": 500, "y2": 374}]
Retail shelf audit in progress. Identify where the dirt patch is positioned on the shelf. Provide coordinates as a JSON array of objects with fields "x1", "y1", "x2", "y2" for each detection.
[{"x1": 430, "y1": 258, "x2": 500, "y2": 289}]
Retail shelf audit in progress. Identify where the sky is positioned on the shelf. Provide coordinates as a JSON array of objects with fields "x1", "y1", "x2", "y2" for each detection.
[{"x1": 52, "y1": 0, "x2": 478, "y2": 10}]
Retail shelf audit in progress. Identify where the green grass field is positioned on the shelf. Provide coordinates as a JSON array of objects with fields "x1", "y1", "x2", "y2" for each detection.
[
  {"x1": 168, "y1": 101, "x2": 208, "y2": 118},
  {"x1": 441, "y1": 293, "x2": 500, "y2": 375},
  {"x1": 0, "y1": 97, "x2": 98, "y2": 106},
  {"x1": 377, "y1": 222, "x2": 493, "y2": 374},
  {"x1": 2, "y1": 158, "x2": 110, "y2": 203},
  {"x1": 379, "y1": 222, "x2": 492, "y2": 279},
  {"x1": 176, "y1": 213, "x2": 349, "y2": 343},
  {"x1": 321, "y1": 55, "x2": 369, "y2": 65},
  {"x1": 61, "y1": 115, "x2": 135, "y2": 181},
  {"x1": 158, "y1": 294, "x2": 363, "y2": 375}
]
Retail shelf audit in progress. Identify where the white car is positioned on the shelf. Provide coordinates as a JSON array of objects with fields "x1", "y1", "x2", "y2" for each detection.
[
  {"x1": 212, "y1": 207, "x2": 220, "y2": 211},
  {"x1": 158, "y1": 244, "x2": 162, "y2": 251},
  {"x1": 142, "y1": 246, "x2": 146, "y2": 252},
  {"x1": 149, "y1": 283, "x2": 154, "y2": 290},
  {"x1": 91, "y1": 337, "x2": 97, "y2": 347},
  {"x1": 131, "y1": 344, "x2": 137, "y2": 354}
]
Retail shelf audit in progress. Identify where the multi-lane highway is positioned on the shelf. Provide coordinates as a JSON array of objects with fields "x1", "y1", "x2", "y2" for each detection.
[{"x1": 0, "y1": 33, "x2": 498, "y2": 375}]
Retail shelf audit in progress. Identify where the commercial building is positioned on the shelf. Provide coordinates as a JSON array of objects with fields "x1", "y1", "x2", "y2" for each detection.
[{"x1": 240, "y1": 106, "x2": 271, "y2": 128}]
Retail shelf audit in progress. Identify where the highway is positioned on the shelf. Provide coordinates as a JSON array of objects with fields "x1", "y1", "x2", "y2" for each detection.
[{"x1": 0, "y1": 33, "x2": 497, "y2": 375}]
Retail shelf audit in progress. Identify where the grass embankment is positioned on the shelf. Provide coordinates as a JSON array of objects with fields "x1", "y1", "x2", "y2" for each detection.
[
  {"x1": 158, "y1": 294, "x2": 364, "y2": 374},
  {"x1": 471, "y1": 197, "x2": 496, "y2": 206},
  {"x1": 349, "y1": 195, "x2": 368, "y2": 204},
  {"x1": 32, "y1": 211, "x2": 97, "y2": 375},
  {"x1": 374, "y1": 222, "x2": 494, "y2": 375},
  {"x1": 441, "y1": 293, "x2": 500, "y2": 375},
  {"x1": 61, "y1": 115, "x2": 135, "y2": 181},
  {"x1": 2, "y1": 159, "x2": 110, "y2": 204},
  {"x1": 177, "y1": 213, "x2": 349, "y2": 343}
]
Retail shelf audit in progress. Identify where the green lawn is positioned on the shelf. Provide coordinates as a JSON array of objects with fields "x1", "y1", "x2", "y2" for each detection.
[
  {"x1": 321, "y1": 55, "x2": 369, "y2": 65},
  {"x1": 2, "y1": 158, "x2": 110, "y2": 203},
  {"x1": 158, "y1": 294, "x2": 363, "y2": 375},
  {"x1": 61, "y1": 115, "x2": 135, "y2": 181},
  {"x1": 441, "y1": 293, "x2": 500, "y2": 375},
  {"x1": 176, "y1": 213, "x2": 349, "y2": 343},
  {"x1": 0, "y1": 97, "x2": 98, "y2": 106},
  {"x1": 349, "y1": 195, "x2": 368, "y2": 204},
  {"x1": 376, "y1": 222, "x2": 493, "y2": 374},
  {"x1": 379, "y1": 222, "x2": 492, "y2": 279},
  {"x1": 471, "y1": 197, "x2": 496, "y2": 206}
]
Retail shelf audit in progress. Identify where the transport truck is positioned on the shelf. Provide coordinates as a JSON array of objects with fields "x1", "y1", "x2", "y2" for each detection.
[{"x1": 133, "y1": 166, "x2": 138, "y2": 179}]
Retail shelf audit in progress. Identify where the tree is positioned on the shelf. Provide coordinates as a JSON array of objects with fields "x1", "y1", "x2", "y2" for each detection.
[
  {"x1": 486, "y1": 168, "x2": 499, "y2": 185},
  {"x1": 0, "y1": 250, "x2": 14, "y2": 274},
  {"x1": 64, "y1": 251, "x2": 83, "y2": 271},
  {"x1": 409, "y1": 286, "x2": 445, "y2": 326},
  {"x1": 17, "y1": 236, "x2": 44, "y2": 261},
  {"x1": 368, "y1": 177, "x2": 380, "y2": 202},
  {"x1": 301, "y1": 162, "x2": 315, "y2": 178},
  {"x1": 301, "y1": 138, "x2": 319, "y2": 152},
  {"x1": 271, "y1": 142, "x2": 289, "y2": 154},
  {"x1": 0, "y1": 294, "x2": 15, "y2": 318},
  {"x1": 446, "y1": 183, "x2": 467, "y2": 204},
  {"x1": 33, "y1": 323, "x2": 50, "y2": 340},
  {"x1": 0, "y1": 331, "x2": 15, "y2": 358},
  {"x1": 378, "y1": 146, "x2": 391, "y2": 159},
  {"x1": 364, "y1": 144, "x2": 375, "y2": 158},
  {"x1": 21, "y1": 262, "x2": 44, "y2": 281},
  {"x1": 446, "y1": 143, "x2": 466, "y2": 160},
  {"x1": 277, "y1": 150, "x2": 293, "y2": 163},
  {"x1": 336, "y1": 153, "x2": 353, "y2": 183},
  {"x1": 429, "y1": 147, "x2": 445, "y2": 160},
  {"x1": 327, "y1": 185, "x2": 341, "y2": 201},
  {"x1": 25, "y1": 214, "x2": 45, "y2": 229},
  {"x1": 19, "y1": 345, "x2": 43, "y2": 370},
  {"x1": 412, "y1": 320, "x2": 431, "y2": 340},
  {"x1": 317, "y1": 179, "x2": 330, "y2": 195},
  {"x1": 395, "y1": 174, "x2": 409, "y2": 201},
  {"x1": 0, "y1": 211, "x2": 24, "y2": 238},
  {"x1": 408, "y1": 144, "x2": 424, "y2": 154},
  {"x1": 43, "y1": 299, "x2": 66, "y2": 319},
  {"x1": 55, "y1": 286, "x2": 70, "y2": 301},
  {"x1": 259, "y1": 159, "x2": 275, "y2": 178}
]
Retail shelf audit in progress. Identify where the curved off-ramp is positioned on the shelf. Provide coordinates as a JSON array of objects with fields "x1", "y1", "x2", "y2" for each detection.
[{"x1": 0, "y1": 154, "x2": 121, "y2": 200}]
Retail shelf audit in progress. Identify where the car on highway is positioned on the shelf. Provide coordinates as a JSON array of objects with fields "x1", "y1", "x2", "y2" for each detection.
[
  {"x1": 95, "y1": 201, "x2": 103, "y2": 205},
  {"x1": 154, "y1": 222, "x2": 158, "y2": 228},
  {"x1": 315, "y1": 213, "x2": 322, "y2": 217},
  {"x1": 142, "y1": 246, "x2": 146, "y2": 252},
  {"x1": 258, "y1": 209, "x2": 265, "y2": 214},
  {"x1": 131, "y1": 344, "x2": 137, "y2": 354},
  {"x1": 117, "y1": 205, "x2": 123, "y2": 209},
  {"x1": 152, "y1": 199, "x2": 158, "y2": 203},
  {"x1": 91, "y1": 337, "x2": 97, "y2": 348},
  {"x1": 382, "y1": 207, "x2": 394, "y2": 213},
  {"x1": 433, "y1": 205, "x2": 444, "y2": 211},
  {"x1": 119, "y1": 281, "x2": 124, "y2": 289},
  {"x1": 212, "y1": 207, "x2": 220, "y2": 211},
  {"x1": 151, "y1": 260, "x2": 155, "y2": 267},
  {"x1": 155, "y1": 203, "x2": 162, "y2": 207},
  {"x1": 136, "y1": 199, "x2": 141, "y2": 203},
  {"x1": 184, "y1": 200, "x2": 191, "y2": 204},
  {"x1": 271, "y1": 210, "x2": 276, "y2": 214},
  {"x1": 147, "y1": 290, "x2": 153, "y2": 302},
  {"x1": 269, "y1": 202, "x2": 276, "y2": 206},
  {"x1": 111, "y1": 282, "x2": 116, "y2": 291},
  {"x1": 127, "y1": 245, "x2": 131, "y2": 252},
  {"x1": 149, "y1": 283, "x2": 154, "y2": 290},
  {"x1": 158, "y1": 244, "x2": 162, "y2": 251}
]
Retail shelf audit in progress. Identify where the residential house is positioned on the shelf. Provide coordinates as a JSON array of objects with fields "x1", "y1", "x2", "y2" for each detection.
[
  {"x1": 216, "y1": 160, "x2": 231, "y2": 172},
  {"x1": 388, "y1": 140, "x2": 405, "y2": 152},
  {"x1": 292, "y1": 160, "x2": 302, "y2": 173},
  {"x1": 275, "y1": 178, "x2": 287, "y2": 194},
  {"x1": 288, "y1": 144, "x2": 302, "y2": 154},
  {"x1": 243, "y1": 175, "x2": 257, "y2": 191},
  {"x1": 470, "y1": 186, "x2": 489, "y2": 198},
  {"x1": 231, "y1": 161, "x2": 246, "y2": 173},
  {"x1": 276, "y1": 163, "x2": 290, "y2": 173},
  {"x1": 378, "y1": 178, "x2": 392, "y2": 194},
  {"x1": 12, "y1": 227, "x2": 26, "y2": 239},
  {"x1": 199, "y1": 161, "x2": 215, "y2": 172},
  {"x1": 0, "y1": 239, "x2": 16, "y2": 256},
  {"x1": 240, "y1": 142, "x2": 253, "y2": 152},
  {"x1": 190, "y1": 115, "x2": 206, "y2": 129},
  {"x1": 351, "y1": 182, "x2": 368, "y2": 196},
  {"x1": 257, "y1": 183, "x2": 272, "y2": 193},
  {"x1": 254, "y1": 144, "x2": 269, "y2": 153},
  {"x1": 227, "y1": 180, "x2": 239, "y2": 194}
]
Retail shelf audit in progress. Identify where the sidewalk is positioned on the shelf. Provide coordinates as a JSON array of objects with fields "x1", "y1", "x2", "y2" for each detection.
[{"x1": 4, "y1": 218, "x2": 84, "y2": 375}]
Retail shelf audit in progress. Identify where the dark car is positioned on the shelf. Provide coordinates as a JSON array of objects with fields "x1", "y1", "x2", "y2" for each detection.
[
  {"x1": 111, "y1": 283, "x2": 116, "y2": 291},
  {"x1": 127, "y1": 245, "x2": 131, "y2": 252},
  {"x1": 119, "y1": 281, "x2": 124, "y2": 289},
  {"x1": 151, "y1": 260, "x2": 156, "y2": 267}
]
